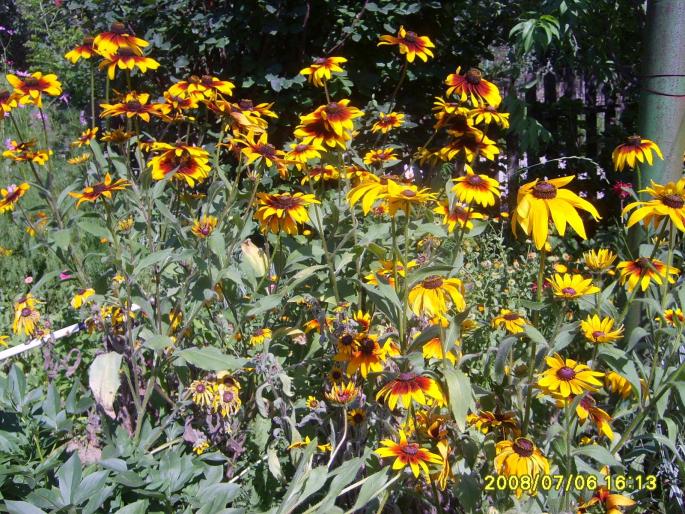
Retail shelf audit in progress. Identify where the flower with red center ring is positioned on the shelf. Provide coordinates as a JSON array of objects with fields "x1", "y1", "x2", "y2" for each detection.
[
  {"x1": 158, "y1": 91, "x2": 199, "y2": 117},
  {"x1": 191, "y1": 215, "x2": 218, "y2": 239},
  {"x1": 546, "y1": 273, "x2": 600, "y2": 299},
  {"x1": 98, "y1": 46, "x2": 160, "y2": 80},
  {"x1": 468, "y1": 104, "x2": 510, "y2": 128},
  {"x1": 378, "y1": 26, "x2": 435, "y2": 63},
  {"x1": 100, "y1": 91, "x2": 163, "y2": 122},
  {"x1": 408, "y1": 275, "x2": 466, "y2": 317},
  {"x1": 6, "y1": 71, "x2": 62, "y2": 107},
  {"x1": 440, "y1": 127, "x2": 500, "y2": 162},
  {"x1": 580, "y1": 314, "x2": 623, "y2": 344},
  {"x1": 254, "y1": 191, "x2": 319, "y2": 235},
  {"x1": 577, "y1": 486, "x2": 635, "y2": 514},
  {"x1": 537, "y1": 353, "x2": 604, "y2": 398},
  {"x1": 300, "y1": 164, "x2": 340, "y2": 185},
  {"x1": 575, "y1": 394, "x2": 614, "y2": 440},
  {"x1": 65, "y1": 37, "x2": 97, "y2": 63},
  {"x1": 660, "y1": 308, "x2": 685, "y2": 327},
  {"x1": 93, "y1": 22, "x2": 149, "y2": 55},
  {"x1": 148, "y1": 143, "x2": 211, "y2": 187},
  {"x1": 381, "y1": 180, "x2": 436, "y2": 216},
  {"x1": 299, "y1": 56, "x2": 347, "y2": 87},
  {"x1": 433, "y1": 201, "x2": 484, "y2": 232},
  {"x1": 325, "y1": 380, "x2": 359, "y2": 405},
  {"x1": 445, "y1": 67, "x2": 501, "y2": 107},
  {"x1": 376, "y1": 372, "x2": 444, "y2": 410},
  {"x1": 295, "y1": 99, "x2": 362, "y2": 148},
  {"x1": 3, "y1": 140, "x2": 52, "y2": 165},
  {"x1": 71, "y1": 127, "x2": 99, "y2": 148},
  {"x1": 494, "y1": 438, "x2": 549, "y2": 497},
  {"x1": 363, "y1": 148, "x2": 398, "y2": 166},
  {"x1": 69, "y1": 173, "x2": 131, "y2": 207},
  {"x1": 467, "y1": 410, "x2": 519, "y2": 436},
  {"x1": 346, "y1": 334, "x2": 387, "y2": 378},
  {"x1": 0, "y1": 89, "x2": 19, "y2": 115},
  {"x1": 0, "y1": 183, "x2": 30, "y2": 214},
  {"x1": 612, "y1": 134, "x2": 663, "y2": 171},
  {"x1": 375, "y1": 430, "x2": 443, "y2": 479},
  {"x1": 623, "y1": 178, "x2": 685, "y2": 232},
  {"x1": 101, "y1": 128, "x2": 135, "y2": 144},
  {"x1": 233, "y1": 130, "x2": 284, "y2": 168},
  {"x1": 491, "y1": 309, "x2": 528, "y2": 334},
  {"x1": 285, "y1": 141, "x2": 326, "y2": 170},
  {"x1": 617, "y1": 257, "x2": 680, "y2": 292},
  {"x1": 371, "y1": 112, "x2": 405, "y2": 133},
  {"x1": 168, "y1": 74, "x2": 235, "y2": 100},
  {"x1": 451, "y1": 167, "x2": 500, "y2": 207}
]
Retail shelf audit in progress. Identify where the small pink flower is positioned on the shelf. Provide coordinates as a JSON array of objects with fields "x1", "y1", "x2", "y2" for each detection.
[
  {"x1": 24, "y1": 276, "x2": 34, "y2": 284},
  {"x1": 612, "y1": 181, "x2": 632, "y2": 200},
  {"x1": 60, "y1": 270, "x2": 74, "y2": 280}
]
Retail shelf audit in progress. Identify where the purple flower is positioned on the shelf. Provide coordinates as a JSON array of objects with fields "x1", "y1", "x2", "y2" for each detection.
[
  {"x1": 79, "y1": 110, "x2": 88, "y2": 126},
  {"x1": 558, "y1": 160, "x2": 567, "y2": 170},
  {"x1": 4, "y1": 138, "x2": 16, "y2": 150},
  {"x1": 59, "y1": 93, "x2": 70, "y2": 105}
]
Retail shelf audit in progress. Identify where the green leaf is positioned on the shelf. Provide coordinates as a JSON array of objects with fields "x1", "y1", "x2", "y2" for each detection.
[
  {"x1": 494, "y1": 336, "x2": 517, "y2": 383},
  {"x1": 443, "y1": 367, "x2": 475, "y2": 430},
  {"x1": 114, "y1": 500, "x2": 149, "y2": 514},
  {"x1": 78, "y1": 220, "x2": 112, "y2": 240},
  {"x1": 88, "y1": 352, "x2": 122, "y2": 419},
  {"x1": 5, "y1": 502, "x2": 47, "y2": 514},
  {"x1": 175, "y1": 347, "x2": 246, "y2": 371},
  {"x1": 51, "y1": 229, "x2": 72, "y2": 251},
  {"x1": 524, "y1": 325, "x2": 547, "y2": 346},
  {"x1": 348, "y1": 467, "x2": 390, "y2": 512},
  {"x1": 133, "y1": 248, "x2": 173, "y2": 276},
  {"x1": 57, "y1": 453, "x2": 82, "y2": 505},
  {"x1": 74, "y1": 471, "x2": 109, "y2": 505},
  {"x1": 246, "y1": 294, "x2": 284, "y2": 316},
  {"x1": 573, "y1": 445, "x2": 623, "y2": 468},
  {"x1": 144, "y1": 334, "x2": 173, "y2": 351}
]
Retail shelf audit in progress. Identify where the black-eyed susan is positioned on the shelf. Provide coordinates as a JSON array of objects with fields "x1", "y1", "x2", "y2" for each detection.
[
  {"x1": 3, "y1": 141, "x2": 52, "y2": 165},
  {"x1": 612, "y1": 135, "x2": 663, "y2": 171},
  {"x1": 71, "y1": 288, "x2": 95, "y2": 309},
  {"x1": 491, "y1": 309, "x2": 528, "y2": 334},
  {"x1": 100, "y1": 91, "x2": 163, "y2": 122},
  {"x1": 576, "y1": 394, "x2": 614, "y2": 440},
  {"x1": 250, "y1": 327, "x2": 272, "y2": 345},
  {"x1": 295, "y1": 100, "x2": 363, "y2": 148},
  {"x1": 69, "y1": 173, "x2": 131, "y2": 207},
  {"x1": 189, "y1": 380, "x2": 213, "y2": 408},
  {"x1": 580, "y1": 315, "x2": 623, "y2": 344},
  {"x1": 376, "y1": 372, "x2": 444, "y2": 410},
  {"x1": 661, "y1": 308, "x2": 685, "y2": 327},
  {"x1": 93, "y1": 22, "x2": 149, "y2": 55},
  {"x1": 6, "y1": 71, "x2": 62, "y2": 107},
  {"x1": 65, "y1": 37, "x2": 96, "y2": 63},
  {"x1": 191, "y1": 215, "x2": 218, "y2": 238},
  {"x1": 299, "y1": 56, "x2": 347, "y2": 87},
  {"x1": 378, "y1": 26, "x2": 435, "y2": 63},
  {"x1": 99, "y1": 46, "x2": 160, "y2": 80},
  {"x1": 577, "y1": 487, "x2": 635, "y2": 514},
  {"x1": 347, "y1": 334, "x2": 387, "y2": 378},
  {"x1": 285, "y1": 141, "x2": 325, "y2": 169},
  {"x1": 382, "y1": 180, "x2": 436, "y2": 216},
  {"x1": 0, "y1": 335, "x2": 8, "y2": 346},
  {"x1": 409, "y1": 275, "x2": 466, "y2": 317},
  {"x1": 467, "y1": 410, "x2": 519, "y2": 436},
  {"x1": 547, "y1": 273, "x2": 600, "y2": 300},
  {"x1": 433, "y1": 201, "x2": 485, "y2": 233},
  {"x1": 71, "y1": 127, "x2": 99, "y2": 148},
  {"x1": 371, "y1": 112, "x2": 405, "y2": 133},
  {"x1": 158, "y1": 91, "x2": 199, "y2": 117},
  {"x1": 347, "y1": 408, "x2": 366, "y2": 426},
  {"x1": 512, "y1": 176, "x2": 601, "y2": 250},
  {"x1": 537, "y1": 353, "x2": 604, "y2": 398},
  {"x1": 375, "y1": 430, "x2": 443, "y2": 479},
  {"x1": 192, "y1": 439, "x2": 210, "y2": 455},
  {"x1": 468, "y1": 105, "x2": 510, "y2": 128},
  {"x1": 233, "y1": 130, "x2": 284, "y2": 168},
  {"x1": 363, "y1": 148, "x2": 398, "y2": 166},
  {"x1": 67, "y1": 153, "x2": 91, "y2": 165},
  {"x1": 445, "y1": 67, "x2": 501, "y2": 107},
  {"x1": 148, "y1": 143, "x2": 211, "y2": 187},
  {"x1": 0, "y1": 89, "x2": 19, "y2": 115},
  {"x1": 0, "y1": 183, "x2": 30, "y2": 214},
  {"x1": 254, "y1": 191, "x2": 319, "y2": 235},
  {"x1": 328, "y1": 365, "x2": 345, "y2": 383},
  {"x1": 300, "y1": 165, "x2": 340, "y2": 185},
  {"x1": 494, "y1": 438, "x2": 549, "y2": 496},
  {"x1": 604, "y1": 371, "x2": 633, "y2": 399},
  {"x1": 584, "y1": 248, "x2": 617, "y2": 273},
  {"x1": 287, "y1": 436, "x2": 332, "y2": 452},
  {"x1": 451, "y1": 168, "x2": 500, "y2": 207},
  {"x1": 101, "y1": 128, "x2": 135, "y2": 144},
  {"x1": 422, "y1": 337, "x2": 458, "y2": 364},
  {"x1": 617, "y1": 257, "x2": 679, "y2": 292},
  {"x1": 212, "y1": 383, "x2": 241, "y2": 417},
  {"x1": 623, "y1": 178, "x2": 685, "y2": 232},
  {"x1": 168, "y1": 74, "x2": 235, "y2": 101},
  {"x1": 365, "y1": 258, "x2": 417, "y2": 288},
  {"x1": 325, "y1": 380, "x2": 359, "y2": 405},
  {"x1": 13, "y1": 303, "x2": 41, "y2": 336},
  {"x1": 441, "y1": 127, "x2": 500, "y2": 162},
  {"x1": 347, "y1": 173, "x2": 394, "y2": 215}
]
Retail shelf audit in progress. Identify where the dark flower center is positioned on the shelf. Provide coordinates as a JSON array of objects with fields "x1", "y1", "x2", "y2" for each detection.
[
  {"x1": 636, "y1": 257, "x2": 651, "y2": 270},
  {"x1": 503, "y1": 313, "x2": 520, "y2": 321},
  {"x1": 116, "y1": 47, "x2": 137, "y2": 57},
  {"x1": 84, "y1": 37, "x2": 95, "y2": 46},
  {"x1": 453, "y1": 205, "x2": 467, "y2": 217},
  {"x1": 556, "y1": 366, "x2": 576, "y2": 381},
  {"x1": 188, "y1": 75, "x2": 202, "y2": 84},
  {"x1": 91, "y1": 183, "x2": 108, "y2": 194},
  {"x1": 580, "y1": 395, "x2": 594, "y2": 409},
  {"x1": 110, "y1": 22, "x2": 127, "y2": 34},
  {"x1": 561, "y1": 287, "x2": 577, "y2": 296},
  {"x1": 352, "y1": 413, "x2": 364, "y2": 423},
  {"x1": 402, "y1": 189, "x2": 417, "y2": 197},
  {"x1": 257, "y1": 144, "x2": 277, "y2": 158},
  {"x1": 200, "y1": 226, "x2": 210, "y2": 235},
  {"x1": 223, "y1": 390, "x2": 235, "y2": 402},
  {"x1": 398, "y1": 372, "x2": 417, "y2": 382},
  {"x1": 254, "y1": 328, "x2": 264, "y2": 336},
  {"x1": 0, "y1": 90, "x2": 10, "y2": 101},
  {"x1": 532, "y1": 181, "x2": 557, "y2": 199},
  {"x1": 422, "y1": 275, "x2": 444, "y2": 289},
  {"x1": 359, "y1": 337, "x2": 376, "y2": 355},
  {"x1": 196, "y1": 383, "x2": 205, "y2": 393},
  {"x1": 626, "y1": 135, "x2": 642, "y2": 146},
  {"x1": 238, "y1": 99, "x2": 254, "y2": 110},
  {"x1": 21, "y1": 307, "x2": 32, "y2": 317},
  {"x1": 331, "y1": 369, "x2": 342, "y2": 380},
  {"x1": 402, "y1": 442, "x2": 420, "y2": 456},
  {"x1": 200, "y1": 75, "x2": 215, "y2": 86},
  {"x1": 270, "y1": 195, "x2": 300, "y2": 210},
  {"x1": 77, "y1": 289, "x2": 85, "y2": 295},
  {"x1": 512, "y1": 437, "x2": 534, "y2": 457},
  {"x1": 592, "y1": 330, "x2": 605, "y2": 340},
  {"x1": 314, "y1": 57, "x2": 328, "y2": 65},
  {"x1": 125, "y1": 100, "x2": 143, "y2": 111},
  {"x1": 466, "y1": 174, "x2": 485, "y2": 186},
  {"x1": 340, "y1": 334, "x2": 355, "y2": 346},
  {"x1": 295, "y1": 144, "x2": 309, "y2": 152},
  {"x1": 325, "y1": 102, "x2": 344, "y2": 116},
  {"x1": 661, "y1": 194, "x2": 685, "y2": 209},
  {"x1": 485, "y1": 105, "x2": 497, "y2": 113},
  {"x1": 23, "y1": 77, "x2": 40, "y2": 88},
  {"x1": 465, "y1": 68, "x2": 483, "y2": 85}
]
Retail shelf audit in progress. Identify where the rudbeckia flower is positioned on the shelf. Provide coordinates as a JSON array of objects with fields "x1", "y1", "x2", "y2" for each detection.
[
  {"x1": 347, "y1": 408, "x2": 366, "y2": 426},
  {"x1": 468, "y1": 105, "x2": 510, "y2": 128},
  {"x1": 422, "y1": 337, "x2": 458, "y2": 364},
  {"x1": 376, "y1": 372, "x2": 444, "y2": 410},
  {"x1": 381, "y1": 180, "x2": 436, "y2": 216},
  {"x1": 300, "y1": 165, "x2": 339, "y2": 185},
  {"x1": 580, "y1": 315, "x2": 623, "y2": 344},
  {"x1": 623, "y1": 178, "x2": 685, "y2": 232},
  {"x1": 445, "y1": 67, "x2": 501, "y2": 107},
  {"x1": 451, "y1": 168, "x2": 500, "y2": 207},
  {"x1": 604, "y1": 371, "x2": 633, "y2": 399},
  {"x1": 375, "y1": 430, "x2": 443, "y2": 479},
  {"x1": 71, "y1": 288, "x2": 95, "y2": 309},
  {"x1": 13, "y1": 302, "x2": 41, "y2": 336},
  {"x1": 491, "y1": 309, "x2": 528, "y2": 334},
  {"x1": 254, "y1": 191, "x2": 319, "y2": 235},
  {"x1": 661, "y1": 308, "x2": 685, "y2": 327},
  {"x1": 371, "y1": 112, "x2": 405, "y2": 133},
  {"x1": 347, "y1": 173, "x2": 396, "y2": 215},
  {"x1": 93, "y1": 22, "x2": 149, "y2": 55},
  {"x1": 233, "y1": 130, "x2": 284, "y2": 167},
  {"x1": 583, "y1": 248, "x2": 617, "y2": 273},
  {"x1": 100, "y1": 91, "x2": 163, "y2": 122},
  {"x1": 6, "y1": 71, "x2": 62, "y2": 107},
  {"x1": 71, "y1": 127, "x2": 99, "y2": 147},
  {"x1": 378, "y1": 26, "x2": 435, "y2": 63},
  {"x1": 3, "y1": 141, "x2": 52, "y2": 165},
  {"x1": 617, "y1": 257, "x2": 679, "y2": 292},
  {"x1": 440, "y1": 127, "x2": 500, "y2": 162},
  {"x1": 299, "y1": 56, "x2": 347, "y2": 87},
  {"x1": 101, "y1": 128, "x2": 135, "y2": 144},
  {"x1": 575, "y1": 394, "x2": 614, "y2": 440},
  {"x1": 408, "y1": 275, "x2": 466, "y2": 317},
  {"x1": 546, "y1": 273, "x2": 600, "y2": 299},
  {"x1": 287, "y1": 436, "x2": 332, "y2": 452},
  {"x1": 0, "y1": 89, "x2": 19, "y2": 115},
  {"x1": 168, "y1": 74, "x2": 235, "y2": 100},
  {"x1": 148, "y1": 143, "x2": 211, "y2": 187},
  {"x1": 511, "y1": 175, "x2": 601, "y2": 250},
  {"x1": 467, "y1": 410, "x2": 519, "y2": 436},
  {"x1": 577, "y1": 486, "x2": 635, "y2": 514},
  {"x1": 433, "y1": 201, "x2": 484, "y2": 232},
  {"x1": 363, "y1": 148, "x2": 398, "y2": 166},
  {"x1": 211, "y1": 383, "x2": 241, "y2": 417},
  {"x1": 250, "y1": 327, "x2": 272, "y2": 345},
  {"x1": 99, "y1": 46, "x2": 160, "y2": 80},
  {"x1": 346, "y1": 334, "x2": 387, "y2": 378},
  {"x1": 65, "y1": 37, "x2": 97, "y2": 63},
  {"x1": 494, "y1": 438, "x2": 549, "y2": 496},
  {"x1": 612, "y1": 135, "x2": 663, "y2": 171},
  {"x1": 364, "y1": 258, "x2": 417, "y2": 288},
  {"x1": 191, "y1": 215, "x2": 218, "y2": 238},
  {"x1": 325, "y1": 380, "x2": 359, "y2": 405},
  {"x1": 285, "y1": 141, "x2": 325, "y2": 169},
  {"x1": 0, "y1": 183, "x2": 30, "y2": 214},
  {"x1": 69, "y1": 173, "x2": 131, "y2": 206},
  {"x1": 537, "y1": 353, "x2": 604, "y2": 398},
  {"x1": 295, "y1": 100, "x2": 363, "y2": 148}
]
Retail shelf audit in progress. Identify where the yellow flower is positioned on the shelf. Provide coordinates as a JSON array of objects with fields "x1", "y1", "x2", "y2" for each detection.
[
  {"x1": 71, "y1": 127, "x2": 99, "y2": 147},
  {"x1": 375, "y1": 430, "x2": 443, "y2": 479},
  {"x1": 445, "y1": 67, "x2": 501, "y2": 107},
  {"x1": 575, "y1": 394, "x2": 614, "y2": 440},
  {"x1": 451, "y1": 168, "x2": 500, "y2": 207},
  {"x1": 422, "y1": 337, "x2": 458, "y2": 364},
  {"x1": 580, "y1": 315, "x2": 623, "y2": 344},
  {"x1": 300, "y1": 165, "x2": 339, "y2": 185},
  {"x1": 287, "y1": 436, "x2": 332, "y2": 452},
  {"x1": 67, "y1": 153, "x2": 91, "y2": 165},
  {"x1": 604, "y1": 371, "x2": 633, "y2": 399},
  {"x1": 306, "y1": 396, "x2": 320, "y2": 410},
  {"x1": 189, "y1": 380, "x2": 213, "y2": 408},
  {"x1": 376, "y1": 372, "x2": 444, "y2": 410},
  {"x1": 285, "y1": 141, "x2": 325, "y2": 169},
  {"x1": 617, "y1": 257, "x2": 679, "y2": 292},
  {"x1": 168, "y1": 74, "x2": 235, "y2": 100},
  {"x1": 6, "y1": 72, "x2": 62, "y2": 107},
  {"x1": 254, "y1": 191, "x2": 319, "y2": 235},
  {"x1": 0, "y1": 183, "x2": 30, "y2": 214},
  {"x1": 347, "y1": 408, "x2": 366, "y2": 426},
  {"x1": 364, "y1": 259, "x2": 417, "y2": 288},
  {"x1": 408, "y1": 275, "x2": 466, "y2": 317},
  {"x1": 325, "y1": 380, "x2": 360, "y2": 405},
  {"x1": 211, "y1": 383, "x2": 241, "y2": 417},
  {"x1": 491, "y1": 309, "x2": 528, "y2": 334},
  {"x1": 347, "y1": 173, "x2": 394, "y2": 215},
  {"x1": 299, "y1": 56, "x2": 347, "y2": 87},
  {"x1": 71, "y1": 288, "x2": 95, "y2": 309},
  {"x1": 440, "y1": 126, "x2": 500, "y2": 162},
  {"x1": 346, "y1": 335, "x2": 388, "y2": 378},
  {"x1": 494, "y1": 438, "x2": 549, "y2": 497},
  {"x1": 467, "y1": 410, "x2": 519, "y2": 436},
  {"x1": 148, "y1": 143, "x2": 211, "y2": 187},
  {"x1": 537, "y1": 353, "x2": 604, "y2": 398},
  {"x1": 512, "y1": 175, "x2": 601, "y2": 250},
  {"x1": 612, "y1": 135, "x2": 663, "y2": 171},
  {"x1": 584, "y1": 248, "x2": 617, "y2": 273},
  {"x1": 546, "y1": 273, "x2": 600, "y2": 299},
  {"x1": 100, "y1": 91, "x2": 163, "y2": 122},
  {"x1": 65, "y1": 37, "x2": 96, "y2": 63},
  {"x1": 0, "y1": 335, "x2": 8, "y2": 346},
  {"x1": 191, "y1": 215, "x2": 218, "y2": 238},
  {"x1": 98, "y1": 47, "x2": 160, "y2": 80},
  {"x1": 93, "y1": 22, "x2": 149, "y2": 55},
  {"x1": 233, "y1": 130, "x2": 284, "y2": 168},
  {"x1": 294, "y1": 99, "x2": 362, "y2": 148},
  {"x1": 382, "y1": 180, "x2": 436, "y2": 216},
  {"x1": 250, "y1": 327, "x2": 272, "y2": 345},
  {"x1": 363, "y1": 148, "x2": 398, "y2": 166},
  {"x1": 468, "y1": 105, "x2": 509, "y2": 128},
  {"x1": 371, "y1": 112, "x2": 405, "y2": 133},
  {"x1": 69, "y1": 173, "x2": 131, "y2": 207},
  {"x1": 623, "y1": 178, "x2": 685, "y2": 232},
  {"x1": 378, "y1": 26, "x2": 435, "y2": 63},
  {"x1": 661, "y1": 308, "x2": 685, "y2": 327},
  {"x1": 577, "y1": 486, "x2": 635, "y2": 514},
  {"x1": 13, "y1": 303, "x2": 41, "y2": 336},
  {"x1": 193, "y1": 439, "x2": 210, "y2": 455}
]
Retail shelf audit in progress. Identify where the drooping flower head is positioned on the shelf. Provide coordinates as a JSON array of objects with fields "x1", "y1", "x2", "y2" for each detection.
[
  {"x1": 378, "y1": 26, "x2": 435, "y2": 63},
  {"x1": 233, "y1": 130, "x2": 284, "y2": 168},
  {"x1": 612, "y1": 135, "x2": 663, "y2": 171},
  {"x1": 285, "y1": 141, "x2": 325, "y2": 170},
  {"x1": 254, "y1": 191, "x2": 319, "y2": 234},
  {"x1": 299, "y1": 57, "x2": 347, "y2": 87},
  {"x1": 363, "y1": 148, "x2": 398, "y2": 167},
  {"x1": 467, "y1": 410, "x2": 519, "y2": 436},
  {"x1": 376, "y1": 372, "x2": 444, "y2": 410},
  {"x1": 381, "y1": 180, "x2": 436, "y2": 216},
  {"x1": 445, "y1": 67, "x2": 501, "y2": 107},
  {"x1": 168, "y1": 74, "x2": 235, "y2": 101},
  {"x1": 440, "y1": 127, "x2": 500, "y2": 162},
  {"x1": 93, "y1": 22, "x2": 149, "y2": 55},
  {"x1": 0, "y1": 183, "x2": 30, "y2": 214},
  {"x1": 0, "y1": 89, "x2": 19, "y2": 115},
  {"x1": 468, "y1": 105, "x2": 510, "y2": 128},
  {"x1": 623, "y1": 178, "x2": 685, "y2": 232},
  {"x1": 295, "y1": 100, "x2": 363, "y2": 148},
  {"x1": 577, "y1": 486, "x2": 635, "y2": 514}
]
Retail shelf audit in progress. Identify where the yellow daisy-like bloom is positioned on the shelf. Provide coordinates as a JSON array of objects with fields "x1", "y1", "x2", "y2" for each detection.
[
  {"x1": 537, "y1": 353, "x2": 604, "y2": 398},
  {"x1": 433, "y1": 201, "x2": 484, "y2": 232},
  {"x1": 468, "y1": 105, "x2": 510, "y2": 128},
  {"x1": 98, "y1": 46, "x2": 160, "y2": 80},
  {"x1": 661, "y1": 308, "x2": 685, "y2": 327},
  {"x1": 69, "y1": 173, "x2": 131, "y2": 207},
  {"x1": 494, "y1": 438, "x2": 550, "y2": 496},
  {"x1": 148, "y1": 143, "x2": 211, "y2": 187},
  {"x1": 612, "y1": 134, "x2": 663, "y2": 171},
  {"x1": 250, "y1": 327, "x2": 272, "y2": 345},
  {"x1": 188, "y1": 379, "x2": 212, "y2": 408},
  {"x1": 363, "y1": 148, "x2": 398, "y2": 166},
  {"x1": 168, "y1": 74, "x2": 235, "y2": 101},
  {"x1": 211, "y1": 383, "x2": 241, "y2": 417},
  {"x1": 347, "y1": 173, "x2": 396, "y2": 215},
  {"x1": 71, "y1": 288, "x2": 95, "y2": 309},
  {"x1": 233, "y1": 130, "x2": 284, "y2": 168},
  {"x1": 445, "y1": 67, "x2": 501, "y2": 107},
  {"x1": 512, "y1": 175, "x2": 601, "y2": 250},
  {"x1": 0, "y1": 183, "x2": 31, "y2": 214},
  {"x1": 254, "y1": 191, "x2": 319, "y2": 235},
  {"x1": 328, "y1": 365, "x2": 345, "y2": 383},
  {"x1": 408, "y1": 275, "x2": 466, "y2": 317},
  {"x1": 67, "y1": 153, "x2": 91, "y2": 165},
  {"x1": 378, "y1": 26, "x2": 435, "y2": 63},
  {"x1": 295, "y1": 99, "x2": 363, "y2": 148},
  {"x1": 191, "y1": 215, "x2": 218, "y2": 238},
  {"x1": 65, "y1": 37, "x2": 96, "y2": 63},
  {"x1": 285, "y1": 141, "x2": 325, "y2": 169},
  {"x1": 577, "y1": 486, "x2": 635, "y2": 514},
  {"x1": 467, "y1": 410, "x2": 519, "y2": 436},
  {"x1": 616, "y1": 257, "x2": 679, "y2": 292},
  {"x1": 287, "y1": 436, "x2": 332, "y2": 452},
  {"x1": 547, "y1": 273, "x2": 600, "y2": 299},
  {"x1": 576, "y1": 394, "x2": 614, "y2": 440},
  {"x1": 13, "y1": 303, "x2": 41, "y2": 336},
  {"x1": 422, "y1": 337, "x2": 458, "y2": 364},
  {"x1": 347, "y1": 408, "x2": 366, "y2": 426},
  {"x1": 604, "y1": 371, "x2": 633, "y2": 399},
  {"x1": 491, "y1": 309, "x2": 528, "y2": 334},
  {"x1": 623, "y1": 178, "x2": 685, "y2": 232},
  {"x1": 382, "y1": 180, "x2": 436, "y2": 216},
  {"x1": 299, "y1": 56, "x2": 347, "y2": 87},
  {"x1": 71, "y1": 127, "x2": 99, "y2": 148},
  {"x1": 100, "y1": 91, "x2": 163, "y2": 122},
  {"x1": 3, "y1": 141, "x2": 52, "y2": 165},
  {"x1": 375, "y1": 430, "x2": 443, "y2": 479},
  {"x1": 371, "y1": 112, "x2": 405, "y2": 133},
  {"x1": 101, "y1": 128, "x2": 135, "y2": 144},
  {"x1": 346, "y1": 334, "x2": 387, "y2": 378},
  {"x1": 0, "y1": 89, "x2": 19, "y2": 115},
  {"x1": 580, "y1": 315, "x2": 623, "y2": 344},
  {"x1": 6, "y1": 71, "x2": 62, "y2": 107},
  {"x1": 325, "y1": 380, "x2": 360, "y2": 405},
  {"x1": 306, "y1": 396, "x2": 320, "y2": 409},
  {"x1": 0, "y1": 335, "x2": 8, "y2": 347},
  {"x1": 451, "y1": 168, "x2": 500, "y2": 208},
  {"x1": 93, "y1": 22, "x2": 149, "y2": 55},
  {"x1": 300, "y1": 165, "x2": 339, "y2": 185},
  {"x1": 376, "y1": 372, "x2": 444, "y2": 410},
  {"x1": 441, "y1": 127, "x2": 500, "y2": 162},
  {"x1": 583, "y1": 248, "x2": 617, "y2": 273},
  {"x1": 364, "y1": 258, "x2": 417, "y2": 288},
  {"x1": 193, "y1": 439, "x2": 210, "y2": 455}
]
